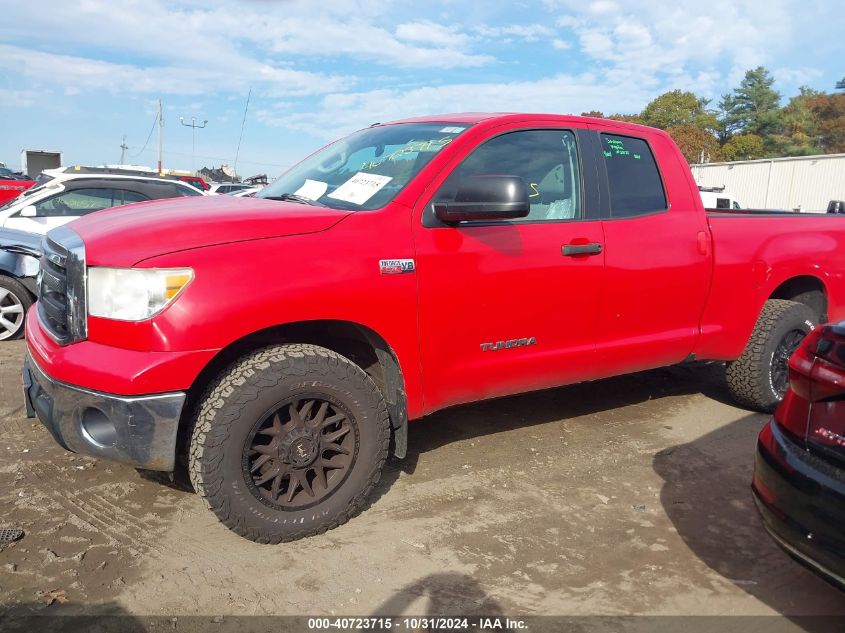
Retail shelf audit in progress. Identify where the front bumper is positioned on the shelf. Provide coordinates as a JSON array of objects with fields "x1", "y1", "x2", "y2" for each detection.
[
  {"x1": 752, "y1": 420, "x2": 845, "y2": 591},
  {"x1": 22, "y1": 354, "x2": 186, "y2": 471}
]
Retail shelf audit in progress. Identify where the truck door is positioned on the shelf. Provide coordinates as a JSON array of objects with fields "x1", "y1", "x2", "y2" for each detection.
[
  {"x1": 590, "y1": 128, "x2": 712, "y2": 375},
  {"x1": 412, "y1": 124, "x2": 606, "y2": 413}
]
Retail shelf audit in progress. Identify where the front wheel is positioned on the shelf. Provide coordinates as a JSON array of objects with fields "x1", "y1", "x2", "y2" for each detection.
[
  {"x1": 725, "y1": 299, "x2": 817, "y2": 412},
  {"x1": 0, "y1": 276, "x2": 32, "y2": 341},
  {"x1": 188, "y1": 344, "x2": 390, "y2": 543}
]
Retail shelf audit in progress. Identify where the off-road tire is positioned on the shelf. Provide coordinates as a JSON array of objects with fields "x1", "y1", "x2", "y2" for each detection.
[
  {"x1": 188, "y1": 344, "x2": 390, "y2": 543},
  {"x1": 0, "y1": 276, "x2": 33, "y2": 341},
  {"x1": 725, "y1": 299, "x2": 817, "y2": 412}
]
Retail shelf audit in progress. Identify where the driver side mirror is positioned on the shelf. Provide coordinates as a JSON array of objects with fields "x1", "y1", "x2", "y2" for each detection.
[
  {"x1": 19, "y1": 205, "x2": 37, "y2": 218},
  {"x1": 433, "y1": 175, "x2": 530, "y2": 224}
]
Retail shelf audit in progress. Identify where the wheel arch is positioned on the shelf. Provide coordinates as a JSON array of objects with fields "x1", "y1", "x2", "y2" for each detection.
[
  {"x1": 182, "y1": 319, "x2": 409, "y2": 458},
  {"x1": 768, "y1": 274, "x2": 828, "y2": 322}
]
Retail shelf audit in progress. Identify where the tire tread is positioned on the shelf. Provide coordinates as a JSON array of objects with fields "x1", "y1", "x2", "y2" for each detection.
[
  {"x1": 726, "y1": 299, "x2": 816, "y2": 412},
  {"x1": 188, "y1": 343, "x2": 390, "y2": 543}
]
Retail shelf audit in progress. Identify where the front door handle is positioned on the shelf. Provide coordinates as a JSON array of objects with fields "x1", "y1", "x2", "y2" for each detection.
[{"x1": 562, "y1": 242, "x2": 603, "y2": 256}]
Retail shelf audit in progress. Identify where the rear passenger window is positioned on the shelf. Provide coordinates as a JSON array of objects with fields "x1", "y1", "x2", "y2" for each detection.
[
  {"x1": 114, "y1": 190, "x2": 149, "y2": 206},
  {"x1": 177, "y1": 184, "x2": 202, "y2": 197},
  {"x1": 601, "y1": 134, "x2": 666, "y2": 218}
]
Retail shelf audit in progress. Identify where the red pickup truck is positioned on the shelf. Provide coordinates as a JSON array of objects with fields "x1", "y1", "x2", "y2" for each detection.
[{"x1": 22, "y1": 113, "x2": 845, "y2": 543}]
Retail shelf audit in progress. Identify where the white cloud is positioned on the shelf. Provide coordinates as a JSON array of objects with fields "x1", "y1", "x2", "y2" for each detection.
[
  {"x1": 545, "y1": 0, "x2": 796, "y2": 102},
  {"x1": 0, "y1": 0, "x2": 495, "y2": 101},
  {"x1": 0, "y1": 44, "x2": 349, "y2": 97},
  {"x1": 474, "y1": 24, "x2": 556, "y2": 42},
  {"x1": 0, "y1": 88, "x2": 38, "y2": 107},
  {"x1": 773, "y1": 66, "x2": 824, "y2": 87},
  {"x1": 396, "y1": 20, "x2": 471, "y2": 48},
  {"x1": 257, "y1": 71, "x2": 653, "y2": 140}
]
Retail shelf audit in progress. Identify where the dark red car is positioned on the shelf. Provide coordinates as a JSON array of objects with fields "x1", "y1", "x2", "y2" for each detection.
[{"x1": 753, "y1": 321, "x2": 845, "y2": 590}]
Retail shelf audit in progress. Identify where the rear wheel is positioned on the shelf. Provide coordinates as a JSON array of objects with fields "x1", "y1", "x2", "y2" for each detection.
[
  {"x1": 726, "y1": 299, "x2": 817, "y2": 412},
  {"x1": 188, "y1": 344, "x2": 390, "y2": 543},
  {"x1": 0, "y1": 276, "x2": 32, "y2": 341}
]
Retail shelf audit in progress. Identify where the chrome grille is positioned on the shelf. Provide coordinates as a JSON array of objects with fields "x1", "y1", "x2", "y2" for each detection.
[{"x1": 37, "y1": 226, "x2": 87, "y2": 345}]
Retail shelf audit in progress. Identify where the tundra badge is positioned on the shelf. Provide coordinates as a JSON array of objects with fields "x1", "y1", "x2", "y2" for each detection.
[
  {"x1": 379, "y1": 259, "x2": 416, "y2": 275},
  {"x1": 480, "y1": 337, "x2": 537, "y2": 352}
]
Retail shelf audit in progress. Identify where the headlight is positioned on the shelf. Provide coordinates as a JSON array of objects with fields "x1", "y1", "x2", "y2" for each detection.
[{"x1": 88, "y1": 267, "x2": 193, "y2": 321}]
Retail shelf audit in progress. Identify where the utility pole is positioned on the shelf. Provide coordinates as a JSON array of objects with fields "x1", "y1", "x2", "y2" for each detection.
[
  {"x1": 119, "y1": 135, "x2": 128, "y2": 165},
  {"x1": 157, "y1": 100, "x2": 164, "y2": 173},
  {"x1": 180, "y1": 116, "x2": 207, "y2": 174}
]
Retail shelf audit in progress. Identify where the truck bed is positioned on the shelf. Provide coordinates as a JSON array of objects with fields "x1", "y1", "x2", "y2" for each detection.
[{"x1": 694, "y1": 212, "x2": 845, "y2": 360}]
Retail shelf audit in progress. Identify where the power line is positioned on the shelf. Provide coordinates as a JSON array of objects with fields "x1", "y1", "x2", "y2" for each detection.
[
  {"x1": 134, "y1": 147, "x2": 289, "y2": 170},
  {"x1": 130, "y1": 111, "x2": 159, "y2": 158},
  {"x1": 233, "y1": 87, "x2": 252, "y2": 181}
]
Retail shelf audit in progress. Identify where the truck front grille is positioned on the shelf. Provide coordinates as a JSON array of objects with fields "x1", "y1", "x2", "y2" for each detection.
[{"x1": 37, "y1": 226, "x2": 87, "y2": 345}]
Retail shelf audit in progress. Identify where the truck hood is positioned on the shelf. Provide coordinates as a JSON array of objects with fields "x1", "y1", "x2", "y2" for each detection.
[{"x1": 68, "y1": 196, "x2": 352, "y2": 266}]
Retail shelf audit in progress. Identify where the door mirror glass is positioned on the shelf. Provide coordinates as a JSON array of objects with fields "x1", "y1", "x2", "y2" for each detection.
[
  {"x1": 433, "y1": 175, "x2": 530, "y2": 223},
  {"x1": 19, "y1": 205, "x2": 36, "y2": 218}
]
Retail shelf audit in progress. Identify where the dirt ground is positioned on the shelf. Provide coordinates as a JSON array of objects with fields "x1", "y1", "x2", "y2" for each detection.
[{"x1": 1, "y1": 338, "x2": 844, "y2": 620}]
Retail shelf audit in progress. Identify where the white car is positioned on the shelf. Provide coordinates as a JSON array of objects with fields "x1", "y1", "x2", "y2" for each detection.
[
  {"x1": 699, "y1": 188, "x2": 742, "y2": 210},
  {"x1": 0, "y1": 171, "x2": 206, "y2": 235},
  {"x1": 229, "y1": 185, "x2": 263, "y2": 197},
  {"x1": 207, "y1": 182, "x2": 255, "y2": 195}
]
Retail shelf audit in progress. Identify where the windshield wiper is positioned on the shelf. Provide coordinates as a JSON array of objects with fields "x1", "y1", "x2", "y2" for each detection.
[{"x1": 264, "y1": 193, "x2": 326, "y2": 207}]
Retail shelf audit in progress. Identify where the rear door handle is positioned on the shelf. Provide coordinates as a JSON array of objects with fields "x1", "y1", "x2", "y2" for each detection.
[{"x1": 562, "y1": 242, "x2": 603, "y2": 256}]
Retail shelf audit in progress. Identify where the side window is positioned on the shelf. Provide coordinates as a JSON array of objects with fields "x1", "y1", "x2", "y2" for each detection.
[
  {"x1": 34, "y1": 188, "x2": 116, "y2": 217},
  {"x1": 601, "y1": 134, "x2": 666, "y2": 218},
  {"x1": 434, "y1": 129, "x2": 581, "y2": 222},
  {"x1": 716, "y1": 197, "x2": 730, "y2": 209},
  {"x1": 114, "y1": 190, "x2": 150, "y2": 206},
  {"x1": 176, "y1": 184, "x2": 202, "y2": 197}
]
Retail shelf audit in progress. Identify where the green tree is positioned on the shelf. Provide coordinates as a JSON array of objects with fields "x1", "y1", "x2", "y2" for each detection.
[
  {"x1": 807, "y1": 93, "x2": 845, "y2": 153},
  {"x1": 720, "y1": 133, "x2": 766, "y2": 161},
  {"x1": 606, "y1": 113, "x2": 642, "y2": 124},
  {"x1": 769, "y1": 87, "x2": 823, "y2": 156},
  {"x1": 666, "y1": 124, "x2": 722, "y2": 163},
  {"x1": 640, "y1": 90, "x2": 718, "y2": 131},
  {"x1": 580, "y1": 110, "x2": 605, "y2": 118},
  {"x1": 718, "y1": 67, "x2": 783, "y2": 141}
]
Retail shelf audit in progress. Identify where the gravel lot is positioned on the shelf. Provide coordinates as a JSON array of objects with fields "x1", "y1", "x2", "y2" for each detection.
[{"x1": 1, "y1": 338, "x2": 843, "y2": 620}]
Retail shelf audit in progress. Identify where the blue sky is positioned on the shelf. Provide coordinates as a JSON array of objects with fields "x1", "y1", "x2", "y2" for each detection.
[{"x1": 1, "y1": 0, "x2": 841, "y2": 178}]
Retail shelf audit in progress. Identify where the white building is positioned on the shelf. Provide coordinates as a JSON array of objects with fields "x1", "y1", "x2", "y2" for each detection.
[{"x1": 690, "y1": 153, "x2": 845, "y2": 211}]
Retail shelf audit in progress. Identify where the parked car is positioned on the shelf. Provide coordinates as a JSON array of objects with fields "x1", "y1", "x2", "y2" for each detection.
[
  {"x1": 207, "y1": 182, "x2": 254, "y2": 195},
  {"x1": 0, "y1": 172, "x2": 205, "y2": 235},
  {"x1": 228, "y1": 185, "x2": 262, "y2": 197},
  {"x1": 699, "y1": 186, "x2": 742, "y2": 210},
  {"x1": 169, "y1": 174, "x2": 209, "y2": 191},
  {"x1": 0, "y1": 227, "x2": 40, "y2": 340},
  {"x1": 753, "y1": 321, "x2": 845, "y2": 590},
  {"x1": 22, "y1": 113, "x2": 845, "y2": 543},
  {"x1": 0, "y1": 167, "x2": 36, "y2": 205}
]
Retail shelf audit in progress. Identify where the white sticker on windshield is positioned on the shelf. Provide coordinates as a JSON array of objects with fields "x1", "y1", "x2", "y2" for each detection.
[
  {"x1": 327, "y1": 172, "x2": 393, "y2": 205},
  {"x1": 440, "y1": 126, "x2": 466, "y2": 134},
  {"x1": 294, "y1": 179, "x2": 328, "y2": 201}
]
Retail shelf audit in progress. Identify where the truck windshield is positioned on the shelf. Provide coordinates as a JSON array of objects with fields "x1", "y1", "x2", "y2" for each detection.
[{"x1": 258, "y1": 122, "x2": 471, "y2": 210}]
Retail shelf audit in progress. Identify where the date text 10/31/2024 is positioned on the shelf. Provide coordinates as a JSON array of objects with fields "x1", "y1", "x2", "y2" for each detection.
[{"x1": 307, "y1": 617, "x2": 528, "y2": 630}]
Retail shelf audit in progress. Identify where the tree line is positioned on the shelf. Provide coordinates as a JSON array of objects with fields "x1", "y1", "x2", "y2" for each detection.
[{"x1": 583, "y1": 68, "x2": 845, "y2": 163}]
